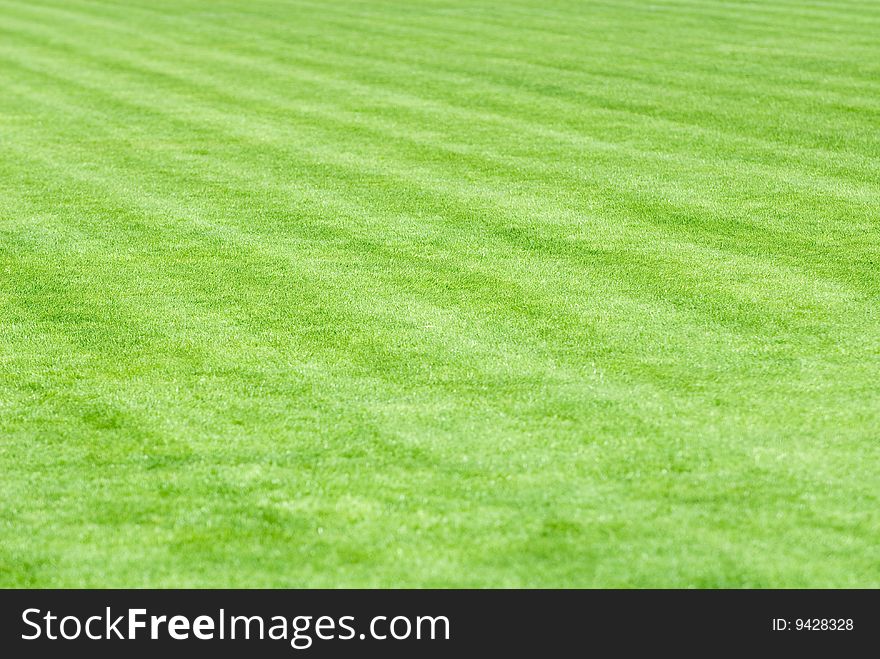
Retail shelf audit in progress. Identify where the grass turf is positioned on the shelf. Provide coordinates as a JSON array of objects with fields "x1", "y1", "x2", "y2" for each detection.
[{"x1": 1, "y1": 0, "x2": 878, "y2": 588}]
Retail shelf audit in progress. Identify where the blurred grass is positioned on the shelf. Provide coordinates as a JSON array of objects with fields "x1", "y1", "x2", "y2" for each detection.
[{"x1": 0, "y1": 0, "x2": 878, "y2": 587}]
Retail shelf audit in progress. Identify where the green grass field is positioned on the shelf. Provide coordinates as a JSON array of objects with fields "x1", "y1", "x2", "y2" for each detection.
[{"x1": 1, "y1": 0, "x2": 878, "y2": 588}]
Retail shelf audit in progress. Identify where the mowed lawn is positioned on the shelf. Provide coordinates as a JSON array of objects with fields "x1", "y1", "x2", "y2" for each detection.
[{"x1": 1, "y1": 0, "x2": 878, "y2": 588}]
